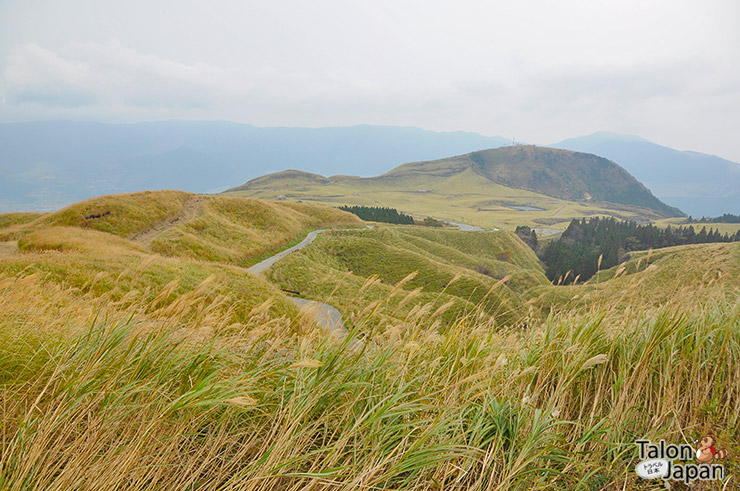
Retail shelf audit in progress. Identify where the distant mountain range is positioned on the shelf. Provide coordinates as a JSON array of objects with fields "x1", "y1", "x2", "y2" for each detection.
[
  {"x1": 0, "y1": 121, "x2": 510, "y2": 212},
  {"x1": 1, "y1": 121, "x2": 738, "y2": 217},
  {"x1": 552, "y1": 132, "x2": 740, "y2": 217}
]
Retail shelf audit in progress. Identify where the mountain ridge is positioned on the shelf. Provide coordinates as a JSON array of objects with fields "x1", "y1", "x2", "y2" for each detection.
[
  {"x1": 552, "y1": 132, "x2": 740, "y2": 216},
  {"x1": 232, "y1": 146, "x2": 681, "y2": 217}
]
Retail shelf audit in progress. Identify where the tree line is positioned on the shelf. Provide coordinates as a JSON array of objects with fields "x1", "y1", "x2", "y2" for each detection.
[
  {"x1": 688, "y1": 213, "x2": 740, "y2": 224},
  {"x1": 540, "y1": 217, "x2": 740, "y2": 283},
  {"x1": 338, "y1": 205, "x2": 414, "y2": 224}
]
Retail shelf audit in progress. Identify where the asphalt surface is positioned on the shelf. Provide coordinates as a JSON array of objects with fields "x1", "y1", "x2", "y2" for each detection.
[{"x1": 246, "y1": 229, "x2": 326, "y2": 275}]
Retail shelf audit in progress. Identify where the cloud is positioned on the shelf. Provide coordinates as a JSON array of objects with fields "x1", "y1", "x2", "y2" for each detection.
[{"x1": 3, "y1": 40, "x2": 232, "y2": 108}]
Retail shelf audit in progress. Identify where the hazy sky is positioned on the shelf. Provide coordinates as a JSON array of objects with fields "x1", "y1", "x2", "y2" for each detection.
[{"x1": 2, "y1": 0, "x2": 739, "y2": 161}]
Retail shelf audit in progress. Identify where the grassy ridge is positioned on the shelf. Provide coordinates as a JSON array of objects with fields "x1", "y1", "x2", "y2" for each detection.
[
  {"x1": 0, "y1": 191, "x2": 363, "y2": 327},
  {"x1": 267, "y1": 227, "x2": 549, "y2": 329},
  {"x1": 0, "y1": 190, "x2": 192, "y2": 241},
  {"x1": 0, "y1": 212, "x2": 42, "y2": 230},
  {"x1": 2, "y1": 191, "x2": 740, "y2": 488},
  {"x1": 149, "y1": 196, "x2": 362, "y2": 266}
]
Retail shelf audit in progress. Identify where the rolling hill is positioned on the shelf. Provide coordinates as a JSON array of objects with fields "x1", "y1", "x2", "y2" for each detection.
[
  {"x1": 2, "y1": 190, "x2": 740, "y2": 489},
  {"x1": 228, "y1": 145, "x2": 683, "y2": 231},
  {"x1": 0, "y1": 121, "x2": 511, "y2": 213},
  {"x1": 266, "y1": 227, "x2": 549, "y2": 330},
  {"x1": 553, "y1": 132, "x2": 740, "y2": 216},
  {"x1": 384, "y1": 146, "x2": 680, "y2": 215}
]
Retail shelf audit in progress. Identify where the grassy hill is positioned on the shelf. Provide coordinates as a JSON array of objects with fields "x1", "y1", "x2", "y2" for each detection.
[
  {"x1": 2, "y1": 191, "x2": 740, "y2": 489},
  {"x1": 266, "y1": 227, "x2": 549, "y2": 330},
  {"x1": 0, "y1": 191, "x2": 363, "y2": 328},
  {"x1": 386, "y1": 146, "x2": 680, "y2": 215},
  {"x1": 554, "y1": 131, "x2": 740, "y2": 216},
  {"x1": 227, "y1": 146, "x2": 682, "y2": 233},
  {"x1": 1, "y1": 191, "x2": 362, "y2": 265}
]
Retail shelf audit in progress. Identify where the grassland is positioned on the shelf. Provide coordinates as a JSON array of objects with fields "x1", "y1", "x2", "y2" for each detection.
[
  {"x1": 266, "y1": 227, "x2": 548, "y2": 330},
  {"x1": 656, "y1": 216, "x2": 740, "y2": 237},
  {"x1": 1, "y1": 191, "x2": 739, "y2": 489},
  {"x1": 225, "y1": 166, "x2": 672, "y2": 233},
  {"x1": 0, "y1": 191, "x2": 363, "y2": 331},
  {"x1": 2, "y1": 250, "x2": 738, "y2": 489}
]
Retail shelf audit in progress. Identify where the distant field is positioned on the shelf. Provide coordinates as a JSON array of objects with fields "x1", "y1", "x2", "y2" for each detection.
[
  {"x1": 655, "y1": 217, "x2": 740, "y2": 236},
  {"x1": 225, "y1": 167, "x2": 667, "y2": 232}
]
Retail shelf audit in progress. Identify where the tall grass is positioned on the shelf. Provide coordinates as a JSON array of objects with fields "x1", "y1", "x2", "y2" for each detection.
[{"x1": 2, "y1": 269, "x2": 739, "y2": 489}]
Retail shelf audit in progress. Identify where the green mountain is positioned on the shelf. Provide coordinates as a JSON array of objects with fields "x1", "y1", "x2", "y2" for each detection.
[
  {"x1": 553, "y1": 132, "x2": 740, "y2": 217},
  {"x1": 228, "y1": 146, "x2": 683, "y2": 229},
  {"x1": 0, "y1": 121, "x2": 511, "y2": 212},
  {"x1": 382, "y1": 146, "x2": 681, "y2": 216}
]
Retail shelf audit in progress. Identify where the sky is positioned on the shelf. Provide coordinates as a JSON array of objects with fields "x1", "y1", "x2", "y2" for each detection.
[{"x1": 1, "y1": 0, "x2": 739, "y2": 161}]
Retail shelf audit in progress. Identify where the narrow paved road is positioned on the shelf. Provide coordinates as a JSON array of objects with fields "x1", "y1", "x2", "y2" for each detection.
[
  {"x1": 290, "y1": 298, "x2": 344, "y2": 333},
  {"x1": 247, "y1": 228, "x2": 361, "y2": 346},
  {"x1": 246, "y1": 229, "x2": 326, "y2": 274},
  {"x1": 434, "y1": 218, "x2": 484, "y2": 231}
]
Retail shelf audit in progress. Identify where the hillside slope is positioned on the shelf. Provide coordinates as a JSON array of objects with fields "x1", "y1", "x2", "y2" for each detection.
[
  {"x1": 0, "y1": 192, "x2": 363, "y2": 328},
  {"x1": 228, "y1": 146, "x2": 682, "y2": 231},
  {"x1": 3, "y1": 190, "x2": 740, "y2": 489},
  {"x1": 383, "y1": 146, "x2": 680, "y2": 216},
  {"x1": 1, "y1": 191, "x2": 363, "y2": 266},
  {"x1": 266, "y1": 227, "x2": 549, "y2": 329},
  {"x1": 553, "y1": 132, "x2": 740, "y2": 216}
]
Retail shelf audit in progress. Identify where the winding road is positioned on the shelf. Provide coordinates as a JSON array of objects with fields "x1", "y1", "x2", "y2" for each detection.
[
  {"x1": 246, "y1": 229, "x2": 326, "y2": 275},
  {"x1": 441, "y1": 219, "x2": 484, "y2": 232},
  {"x1": 247, "y1": 229, "x2": 356, "y2": 342},
  {"x1": 247, "y1": 220, "x2": 482, "y2": 341}
]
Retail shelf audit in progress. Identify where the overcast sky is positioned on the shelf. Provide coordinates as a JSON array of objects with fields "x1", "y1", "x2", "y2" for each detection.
[{"x1": 1, "y1": 0, "x2": 739, "y2": 161}]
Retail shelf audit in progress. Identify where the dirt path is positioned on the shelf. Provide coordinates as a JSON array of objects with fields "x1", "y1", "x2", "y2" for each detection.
[{"x1": 130, "y1": 196, "x2": 206, "y2": 245}]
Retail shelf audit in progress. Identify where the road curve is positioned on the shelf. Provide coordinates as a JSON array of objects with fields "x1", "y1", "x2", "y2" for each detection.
[
  {"x1": 289, "y1": 297, "x2": 343, "y2": 332},
  {"x1": 247, "y1": 228, "x2": 362, "y2": 345},
  {"x1": 247, "y1": 229, "x2": 327, "y2": 275},
  {"x1": 433, "y1": 218, "x2": 484, "y2": 231}
]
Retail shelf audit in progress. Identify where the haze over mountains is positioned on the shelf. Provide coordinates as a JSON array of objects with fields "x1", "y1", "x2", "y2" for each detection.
[
  {"x1": 0, "y1": 121, "x2": 510, "y2": 212},
  {"x1": 553, "y1": 132, "x2": 740, "y2": 217},
  {"x1": 1, "y1": 121, "x2": 738, "y2": 216}
]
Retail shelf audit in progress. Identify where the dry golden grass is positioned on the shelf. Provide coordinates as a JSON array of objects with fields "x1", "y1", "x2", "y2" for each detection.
[
  {"x1": 1, "y1": 266, "x2": 739, "y2": 489},
  {"x1": 2, "y1": 192, "x2": 740, "y2": 489},
  {"x1": 149, "y1": 195, "x2": 363, "y2": 266}
]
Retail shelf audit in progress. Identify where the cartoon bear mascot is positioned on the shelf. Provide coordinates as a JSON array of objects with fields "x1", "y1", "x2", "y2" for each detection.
[{"x1": 696, "y1": 436, "x2": 728, "y2": 464}]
